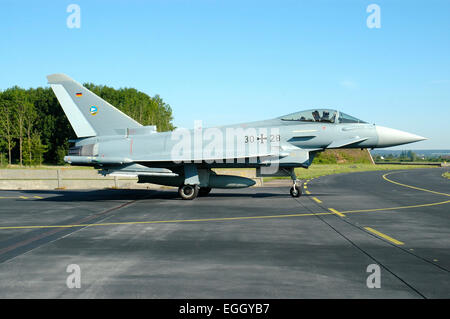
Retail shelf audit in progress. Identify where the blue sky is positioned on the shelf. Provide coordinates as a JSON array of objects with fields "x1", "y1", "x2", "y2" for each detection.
[{"x1": 1, "y1": 0, "x2": 449, "y2": 149}]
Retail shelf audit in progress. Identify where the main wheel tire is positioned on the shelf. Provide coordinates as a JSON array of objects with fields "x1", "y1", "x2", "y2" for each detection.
[
  {"x1": 290, "y1": 185, "x2": 301, "y2": 197},
  {"x1": 198, "y1": 187, "x2": 212, "y2": 197},
  {"x1": 178, "y1": 185, "x2": 199, "y2": 200}
]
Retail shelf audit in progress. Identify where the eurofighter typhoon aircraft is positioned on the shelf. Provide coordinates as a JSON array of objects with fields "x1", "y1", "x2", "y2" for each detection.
[{"x1": 48, "y1": 74, "x2": 427, "y2": 200}]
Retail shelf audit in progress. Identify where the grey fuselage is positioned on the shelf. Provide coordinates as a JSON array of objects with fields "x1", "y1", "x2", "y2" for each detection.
[{"x1": 67, "y1": 116, "x2": 378, "y2": 171}]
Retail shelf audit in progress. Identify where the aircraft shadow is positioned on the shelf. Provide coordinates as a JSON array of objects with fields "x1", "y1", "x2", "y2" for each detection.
[
  {"x1": 11, "y1": 189, "x2": 288, "y2": 201},
  {"x1": 13, "y1": 189, "x2": 161, "y2": 202},
  {"x1": 207, "y1": 192, "x2": 287, "y2": 198}
]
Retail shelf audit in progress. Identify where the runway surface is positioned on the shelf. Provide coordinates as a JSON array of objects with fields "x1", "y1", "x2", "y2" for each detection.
[{"x1": 0, "y1": 168, "x2": 448, "y2": 298}]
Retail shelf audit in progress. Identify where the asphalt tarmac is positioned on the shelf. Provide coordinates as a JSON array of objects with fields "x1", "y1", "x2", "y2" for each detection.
[{"x1": 0, "y1": 168, "x2": 448, "y2": 298}]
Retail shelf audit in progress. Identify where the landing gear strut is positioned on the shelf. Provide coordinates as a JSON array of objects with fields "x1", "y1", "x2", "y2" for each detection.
[{"x1": 178, "y1": 184, "x2": 199, "y2": 200}]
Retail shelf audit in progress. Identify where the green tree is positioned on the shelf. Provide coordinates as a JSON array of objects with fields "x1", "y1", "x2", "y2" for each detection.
[
  {"x1": 0, "y1": 92, "x2": 17, "y2": 165},
  {"x1": 406, "y1": 150, "x2": 417, "y2": 161},
  {"x1": 0, "y1": 138, "x2": 7, "y2": 166},
  {"x1": 23, "y1": 132, "x2": 48, "y2": 166},
  {"x1": 56, "y1": 143, "x2": 69, "y2": 165},
  {"x1": 6, "y1": 87, "x2": 34, "y2": 166},
  {"x1": 23, "y1": 100, "x2": 37, "y2": 166}
]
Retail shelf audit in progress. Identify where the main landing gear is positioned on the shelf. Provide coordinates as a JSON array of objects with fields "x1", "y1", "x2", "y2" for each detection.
[
  {"x1": 198, "y1": 187, "x2": 212, "y2": 197},
  {"x1": 178, "y1": 184, "x2": 199, "y2": 200},
  {"x1": 178, "y1": 185, "x2": 212, "y2": 200}
]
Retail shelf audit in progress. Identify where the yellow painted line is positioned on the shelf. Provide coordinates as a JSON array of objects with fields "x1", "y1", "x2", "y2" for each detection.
[
  {"x1": 305, "y1": 190, "x2": 311, "y2": 195},
  {"x1": 0, "y1": 196, "x2": 42, "y2": 200},
  {"x1": 329, "y1": 208, "x2": 345, "y2": 217},
  {"x1": 0, "y1": 198, "x2": 449, "y2": 231},
  {"x1": 364, "y1": 227, "x2": 404, "y2": 245},
  {"x1": 0, "y1": 195, "x2": 44, "y2": 200},
  {"x1": 341, "y1": 199, "x2": 450, "y2": 214},
  {"x1": 383, "y1": 172, "x2": 450, "y2": 197},
  {"x1": 312, "y1": 197, "x2": 322, "y2": 203}
]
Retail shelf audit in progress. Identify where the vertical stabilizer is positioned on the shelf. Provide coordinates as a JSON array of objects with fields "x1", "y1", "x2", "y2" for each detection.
[{"x1": 47, "y1": 73, "x2": 142, "y2": 137}]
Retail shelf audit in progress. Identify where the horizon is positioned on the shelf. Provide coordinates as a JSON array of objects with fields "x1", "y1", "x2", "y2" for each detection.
[{"x1": 371, "y1": 148, "x2": 450, "y2": 153}]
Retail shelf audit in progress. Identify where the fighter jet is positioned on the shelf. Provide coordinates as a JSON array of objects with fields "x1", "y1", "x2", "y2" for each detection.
[{"x1": 47, "y1": 74, "x2": 427, "y2": 199}]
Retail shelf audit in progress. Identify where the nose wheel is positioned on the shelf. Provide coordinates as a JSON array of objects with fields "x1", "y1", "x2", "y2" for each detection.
[
  {"x1": 285, "y1": 167, "x2": 302, "y2": 198},
  {"x1": 290, "y1": 184, "x2": 302, "y2": 197}
]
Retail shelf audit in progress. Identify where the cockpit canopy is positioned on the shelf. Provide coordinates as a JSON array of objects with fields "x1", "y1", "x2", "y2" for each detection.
[{"x1": 280, "y1": 109, "x2": 366, "y2": 124}]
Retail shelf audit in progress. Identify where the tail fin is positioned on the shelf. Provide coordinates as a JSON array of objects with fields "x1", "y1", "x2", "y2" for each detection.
[{"x1": 47, "y1": 73, "x2": 142, "y2": 137}]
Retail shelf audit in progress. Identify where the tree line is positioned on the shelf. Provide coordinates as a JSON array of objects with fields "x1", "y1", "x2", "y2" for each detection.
[
  {"x1": 0, "y1": 84, "x2": 175, "y2": 166},
  {"x1": 374, "y1": 151, "x2": 446, "y2": 163}
]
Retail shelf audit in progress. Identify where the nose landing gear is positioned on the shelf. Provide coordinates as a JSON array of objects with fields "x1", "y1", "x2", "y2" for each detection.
[
  {"x1": 288, "y1": 168, "x2": 302, "y2": 198},
  {"x1": 290, "y1": 184, "x2": 302, "y2": 197}
]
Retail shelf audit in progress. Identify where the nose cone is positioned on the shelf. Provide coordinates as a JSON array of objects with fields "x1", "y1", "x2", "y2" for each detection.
[{"x1": 376, "y1": 126, "x2": 427, "y2": 148}]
